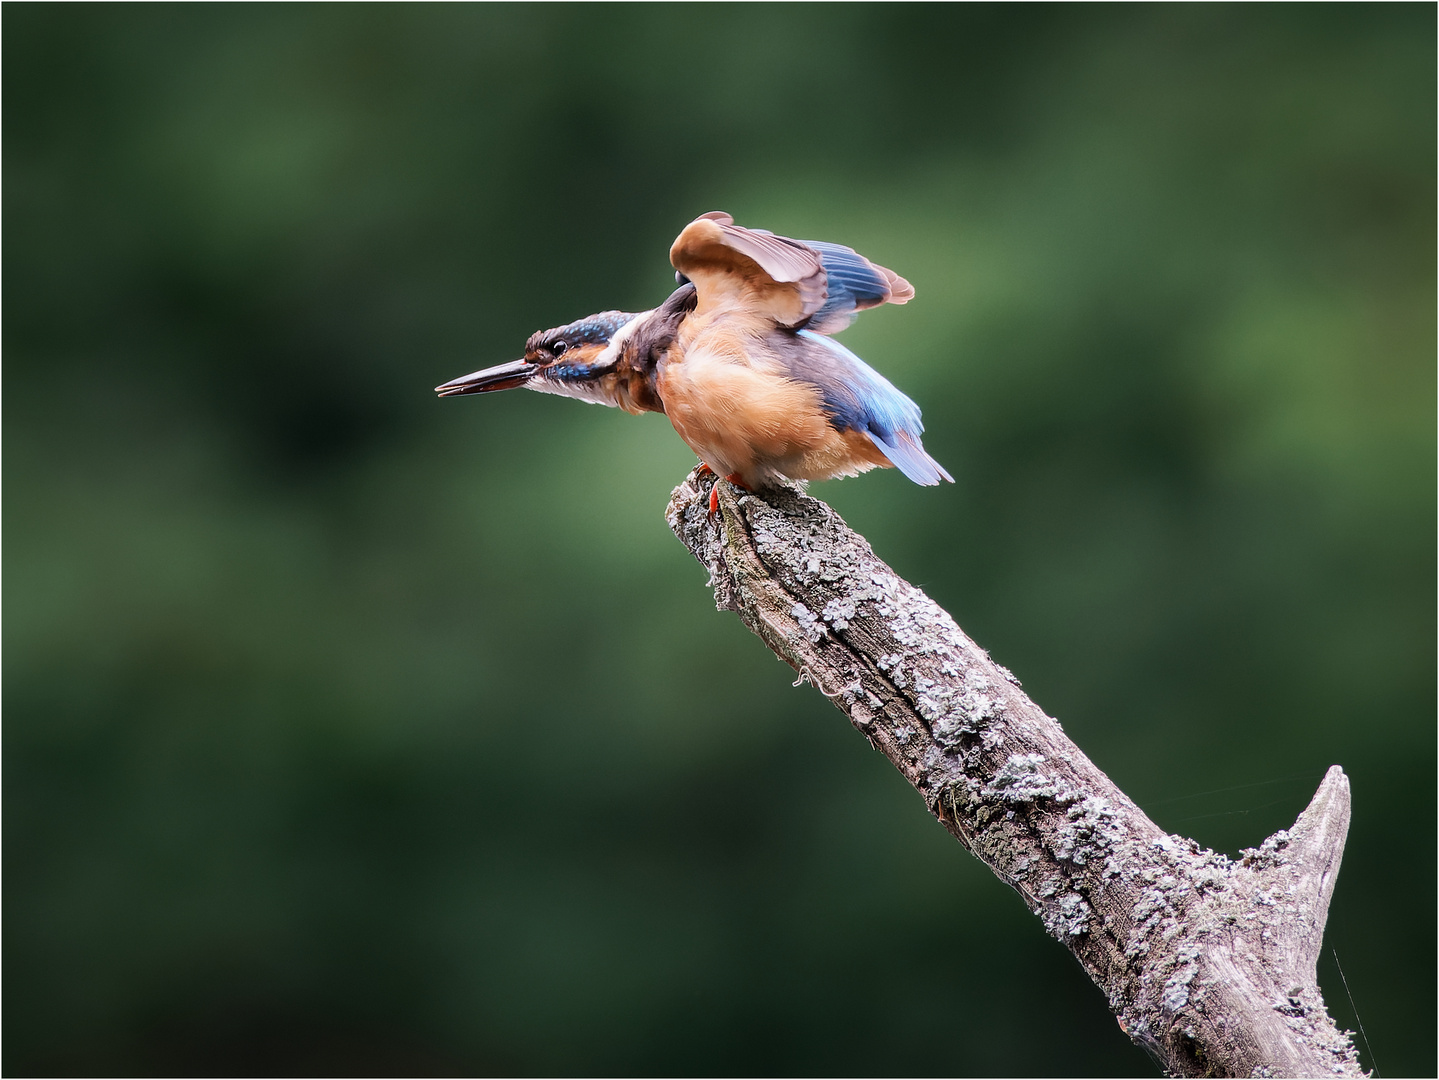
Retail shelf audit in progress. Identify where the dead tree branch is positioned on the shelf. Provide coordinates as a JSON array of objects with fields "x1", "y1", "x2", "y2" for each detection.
[{"x1": 666, "y1": 467, "x2": 1363, "y2": 1078}]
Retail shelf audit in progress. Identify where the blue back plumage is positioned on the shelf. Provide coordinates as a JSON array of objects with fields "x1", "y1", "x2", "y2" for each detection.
[
  {"x1": 791, "y1": 331, "x2": 953, "y2": 486},
  {"x1": 802, "y1": 242, "x2": 895, "y2": 334}
]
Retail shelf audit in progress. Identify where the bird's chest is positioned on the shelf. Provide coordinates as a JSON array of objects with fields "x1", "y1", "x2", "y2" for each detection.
[{"x1": 656, "y1": 324, "x2": 831, "y2": 476}]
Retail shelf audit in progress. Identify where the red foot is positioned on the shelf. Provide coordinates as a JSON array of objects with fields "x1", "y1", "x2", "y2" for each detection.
[
  {"x1": 697, "y1": 463, "x2": 720, "y2": 514},
  {"x1": 708, "y1": 473, "x2": 750, "y2": 515}
]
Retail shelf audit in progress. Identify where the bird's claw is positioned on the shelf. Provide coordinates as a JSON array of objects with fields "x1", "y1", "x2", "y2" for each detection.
[{"x1": 707, "y1": 472, "x2": 749, "y2": 516}]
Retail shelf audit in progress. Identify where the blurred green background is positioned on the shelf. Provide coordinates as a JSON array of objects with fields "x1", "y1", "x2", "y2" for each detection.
[{"x1": 5, "y1": 5, "x2": 1433, "y2": 1076}]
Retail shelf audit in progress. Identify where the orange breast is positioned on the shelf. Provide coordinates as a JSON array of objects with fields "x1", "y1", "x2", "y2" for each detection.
[{"x1": 657, "y1": 316, "x2": 895, "y2": 488}]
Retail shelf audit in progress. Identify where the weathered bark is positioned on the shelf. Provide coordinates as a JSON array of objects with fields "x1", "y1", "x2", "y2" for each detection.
[{"x1": 667, "y1": 467, "x2": 1363, "y2": 1079}]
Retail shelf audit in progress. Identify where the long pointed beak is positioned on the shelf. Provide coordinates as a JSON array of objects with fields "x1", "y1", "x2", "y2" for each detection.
[{"x1": 435, "y1": 360, "x2": 538, "y2": 398}]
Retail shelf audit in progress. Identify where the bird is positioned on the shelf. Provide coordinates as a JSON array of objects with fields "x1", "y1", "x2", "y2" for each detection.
[{"x1": 436, "y1": 211, "x2": 952, "y2": 511}]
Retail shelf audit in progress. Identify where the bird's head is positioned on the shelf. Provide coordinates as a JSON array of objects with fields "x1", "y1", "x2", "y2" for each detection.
[{"x1": 435, "y1": 310, "x2": 639, "y2": 402}]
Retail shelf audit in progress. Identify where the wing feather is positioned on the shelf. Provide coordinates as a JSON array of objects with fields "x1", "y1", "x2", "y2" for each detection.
[
  {"x1": 670, "y1": 212, "x2": 825, "y2": 326},
  {"x1": 801, "y1": 241, "x2": 914, "y2": 335},
  {"x1": 670, "y1": 212, "x2": 913, "y2": 332},
  {"x1": 791, "y1": 330, "x2": 953, "y2": 486},
  {"x1": 693, "y1": 211, "x2": 822, "y2": 286}
]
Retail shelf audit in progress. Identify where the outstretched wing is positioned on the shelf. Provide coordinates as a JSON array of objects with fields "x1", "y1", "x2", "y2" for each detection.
[{"x1": 670, "y1": 211, "x2": 913, "y2": 332}]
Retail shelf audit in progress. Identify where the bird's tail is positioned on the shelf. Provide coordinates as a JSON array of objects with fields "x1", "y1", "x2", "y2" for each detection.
[{"x1": 867, "y1": 430, "x2": 954, "y2": 486}]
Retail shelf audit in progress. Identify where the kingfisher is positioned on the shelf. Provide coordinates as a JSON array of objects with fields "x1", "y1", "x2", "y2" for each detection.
[{"x1": 436, "y1": 212, "x2": 952, "y2": 511}]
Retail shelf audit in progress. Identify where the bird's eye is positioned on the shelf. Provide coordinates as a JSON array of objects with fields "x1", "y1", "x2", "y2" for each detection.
[{"x1": 551, "y1": 341, "x2": 568, "y2": 357}]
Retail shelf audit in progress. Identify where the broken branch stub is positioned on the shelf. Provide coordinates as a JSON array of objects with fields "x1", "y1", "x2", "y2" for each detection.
[{"x1": 666, "y1": 468, "x2": 1363, "y2": 1079}]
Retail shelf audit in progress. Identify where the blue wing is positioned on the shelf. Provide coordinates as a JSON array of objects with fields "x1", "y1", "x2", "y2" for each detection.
[
  {"x1": 792, "y1": 331, "x2": 953, "y2": 486},
  {"x1": 801, "y1": 241, "x2": 915, "y2": 335}
]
